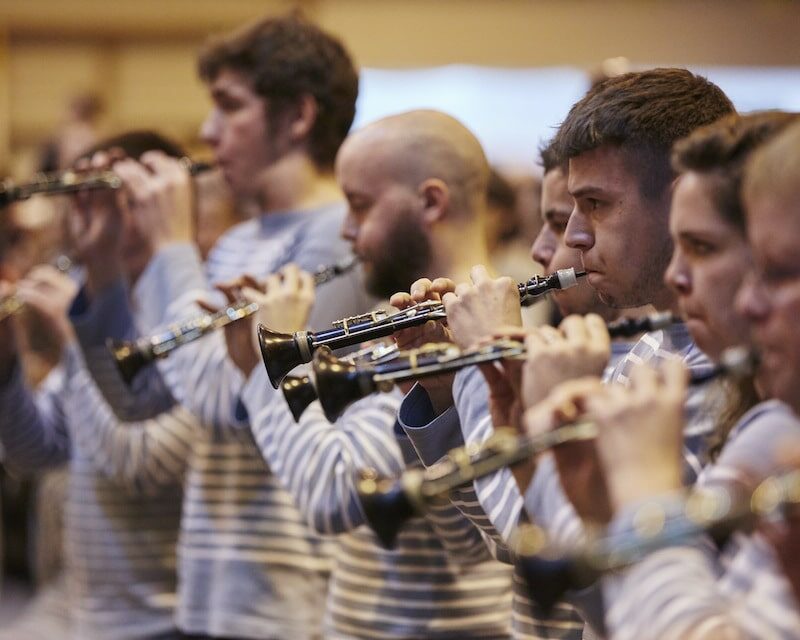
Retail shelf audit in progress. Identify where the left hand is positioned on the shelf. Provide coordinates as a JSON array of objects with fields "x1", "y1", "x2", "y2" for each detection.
[
  {"x1": 442, "y1": 264, "x2": 523, "y2": 349},
  {"x1": 15, "y1": 265, "x2": 79, "y2": 351}
]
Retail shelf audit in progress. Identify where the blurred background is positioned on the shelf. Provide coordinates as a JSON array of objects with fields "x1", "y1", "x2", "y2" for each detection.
[{"x1": 2, "y1": 0, "x2": 800, "y2": 179}]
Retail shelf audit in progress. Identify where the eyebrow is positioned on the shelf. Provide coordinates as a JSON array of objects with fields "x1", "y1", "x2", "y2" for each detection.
[{"x1": 569, "y1": 186, "x2": 607, "y2": 199}]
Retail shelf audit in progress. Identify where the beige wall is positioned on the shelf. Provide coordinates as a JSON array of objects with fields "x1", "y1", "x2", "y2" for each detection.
[{"x1": 2, "y1": 0, "x2": 800, "y2": 174}]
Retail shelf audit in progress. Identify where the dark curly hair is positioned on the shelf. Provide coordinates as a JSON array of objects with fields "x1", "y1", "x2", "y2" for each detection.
[
  {"x1": 672, "y1": 111, "x2": 799, "y2": 232},
  {"x1": 552, "y1": 68, "x2": 735, "y2": 200},
  {"x1": 198, "y1": 12, "x2": 358, "y2": 170}
]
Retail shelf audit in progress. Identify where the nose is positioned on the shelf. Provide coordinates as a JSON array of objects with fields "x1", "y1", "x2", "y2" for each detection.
[
  {"x1": 340, "y1": 210, "x2": 358, "y2": 244},
  {"x1": 665, "y1": 248, "x2": 691, "y2": 296},
  {"x1": 531, "y1": 227, "x2": 555, "y2": 271},
  {"x1": 200, "y1": 110, "x2": 220, "y2": 146},
  {"x1": 735, "y1": 270, "x2": 770, "y2": 324},
  {"x1": 564, "y1": 210, "x2": 594, "y2": 252}
]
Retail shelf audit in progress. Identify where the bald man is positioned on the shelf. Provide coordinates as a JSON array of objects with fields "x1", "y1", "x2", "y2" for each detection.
[{"x1": 227, "y1": 110, "x2": 514, "y2": 638}]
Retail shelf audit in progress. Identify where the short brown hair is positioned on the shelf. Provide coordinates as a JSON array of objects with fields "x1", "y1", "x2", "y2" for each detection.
[
  {"x1": 552, "y1": 68, "x2": 735, "y2": 200},
  {"x1": 744, "y1": 118, "x2": 800, "y2": 214},
  {"x1": 198, "y1": 13, "x2": 358, "y2": 169},
  {"x1": 672, "y1": 111, "x2": 799, "y2": 232}
]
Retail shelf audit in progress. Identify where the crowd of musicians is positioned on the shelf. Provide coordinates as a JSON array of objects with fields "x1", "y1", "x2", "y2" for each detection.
[{"x1": 1, "y1": 10, "x2": 800, "y2": 640}]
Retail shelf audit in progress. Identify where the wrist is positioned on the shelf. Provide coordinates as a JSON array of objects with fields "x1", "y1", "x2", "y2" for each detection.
[{"x1": 608, "y1": 463, "x2": 683, "y2": 511}]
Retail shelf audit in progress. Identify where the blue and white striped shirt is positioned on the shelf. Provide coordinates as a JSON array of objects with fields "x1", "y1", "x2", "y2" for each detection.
[
  {"x1": 241, "y1": 365, "x2": 514, "y2": 639},
  {"x1": 604, "y1": 400, "x2": 800, "y2": 640},
  {"x1": 127, "y1": 203, "x2": 374, "y2": 638}
]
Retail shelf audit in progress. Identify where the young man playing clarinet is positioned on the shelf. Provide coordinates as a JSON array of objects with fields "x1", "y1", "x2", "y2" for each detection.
[
  {"x1": 390, "y1": 68, "x2": 736, "y2": 635},
  {"x1": 216, "y1": 108, "x2": 516, "y2": 640},
  {"x1": 78, "y1": 13, "x2": 373, "y2": 640}
]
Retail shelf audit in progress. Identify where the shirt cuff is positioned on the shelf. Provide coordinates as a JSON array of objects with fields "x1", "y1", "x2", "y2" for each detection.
[
  {"x1": 70, "y1": 279, "x2": 132, "y2": 347},
  {"x1": 397, "y1": 383, "x2": 464, "y2": 466}
]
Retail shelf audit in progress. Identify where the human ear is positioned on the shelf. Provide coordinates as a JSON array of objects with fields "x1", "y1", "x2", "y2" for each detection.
[
  {"x1": 418, "y1": 178, "x2": 449, "y2": 226},
  {"x1": 288, "y1": 93, "x2": 319, "y2": 140}
]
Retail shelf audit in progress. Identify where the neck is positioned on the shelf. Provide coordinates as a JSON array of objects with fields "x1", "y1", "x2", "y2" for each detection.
[
  {"x1": 256, "y1": 152, "x2": 342, "y2": 213},
  {"x1": 650, "y1": 284, "x2": 680, "y2": 315},
  {"x1": 427, "y1": 219, "x2": 493, "y2": 285}
]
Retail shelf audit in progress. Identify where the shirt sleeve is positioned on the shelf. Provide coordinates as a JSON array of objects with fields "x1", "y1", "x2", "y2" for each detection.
[
  {"x1": 604, "y1": 510, "x2": 800, "y2": 640},
  {"x1": 62, "y1": 344, "x2": 193, "y2": 495},
  {"x1": 397, "y1": 376, "x2": 513, "y2": 563},
  {"x1": 70, "y1": 277, "x2": 175, "y2": 421},
  {"x1": 0, "y1": 364, "x2": 70, "y2": 472},
  {"x1": 134, "y1": 242, "x2": 248, "y2": 432},
  {"x1": 244, "y1": 372, "x2": 405, "y2": 534}
]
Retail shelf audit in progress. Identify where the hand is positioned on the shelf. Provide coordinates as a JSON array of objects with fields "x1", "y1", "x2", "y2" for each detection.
[
  {"x1": 389, "y1": 277, "x2": 456, "y2": 412},
  {"x1": 520, "y1": 313, "x2": 611, "y2": 410},
  {"x1": 524, "y1": 376, "x2": 612, "y2": 524},
  {"x1": 208, "y1": 274, "x2": 263, "y2": 377},
  {"x1": 114, "y1": 151, "x2": 193, "y2": 254},
  {"x1": 761, "y1": 446, "x2": 800, "y2": 606},
  {"x1": 587, "y1": 359, "x2": 688, "y2": 512},
  {"x1": 250, "y1": 264, "x2": 315, "y2": 335},
  {"x1": 0, "y1": 280, "x2": 20, "y2": 383},
  {"x1": 442, "y1": 264, "x2": 522, "y2": 349},
  {"x1": 15, "y1": 265, "x2": 79, "y2": 352},
  {"x1": 68, "y1": 151, "x2": 127, "y2": 293}
]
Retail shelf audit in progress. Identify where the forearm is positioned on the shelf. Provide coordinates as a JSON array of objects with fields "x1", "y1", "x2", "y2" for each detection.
[
  {"x1": 0, "y1": 365, "x2": 70, "y2": 471},
  {"x1": 63, "y1": 344, "x2": 192, "y2": 494}
]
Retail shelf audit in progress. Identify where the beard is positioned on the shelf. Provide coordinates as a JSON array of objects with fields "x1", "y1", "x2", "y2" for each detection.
[{"x1": 363, "y1": 213, "x2": 433, "y2": 299}]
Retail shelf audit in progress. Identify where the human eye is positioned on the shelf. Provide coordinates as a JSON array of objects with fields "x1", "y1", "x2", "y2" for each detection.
[{"x1": 686, "y1": 238, "x2": 715, "y2": 257}]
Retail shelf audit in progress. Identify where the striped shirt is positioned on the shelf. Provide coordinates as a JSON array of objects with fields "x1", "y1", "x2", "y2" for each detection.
[
  {"x1": 0, "y1": 351, "x2": 182, "y2": 640},
  {"x1": 241, "y1": 365, "x2": 514, "y2": 638},
  {"x1": 397, "y1": 341, "x2": 634, "y2": 639},
  {"x1": 128, "y1": 203, "x2": 374, "y2": 638},
  {"x1": 604, "y1": 400, "x2": 800, "y2": 640}
]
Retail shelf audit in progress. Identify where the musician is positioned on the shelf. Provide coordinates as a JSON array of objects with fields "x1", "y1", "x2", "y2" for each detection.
[
  {"x1": 0, "y1": 132, "x2": 194, "y2": 640},
  {"x1": 390, "y1": 69, "x2": 735, "y2": 635},
  {"x1": 523, "y1": 112, "x2": 800, "y2": 639},
  {"x1": 222, "y1": 109, "x2": 514, "y2": 639},
  {"x1": 83, "y1": 13, "x2": 372, "y2": 640}
]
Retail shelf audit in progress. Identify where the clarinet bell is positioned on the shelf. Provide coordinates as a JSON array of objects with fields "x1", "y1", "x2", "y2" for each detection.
[
  {"x1": 357, "y1": 470, "x2": 419, "y2": 549},
  {"x1": 106, "y1": 338, "x2": 150, "y2": 386},
  {"x1": 257, "y1": 324, "x2": 309, "y2": 389},
  {"x1": 313, "y1": 347, "x2": 377, "y2": 422},
  {"x1": 280, "y1": 374, "x2": 318, "y2": 422}
]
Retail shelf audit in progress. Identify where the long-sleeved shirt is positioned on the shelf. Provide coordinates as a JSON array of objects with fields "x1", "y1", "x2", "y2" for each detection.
[
  {"x1": 604, "y1": 400, "x2": 800, "y2": 640},
  {"x1": 126, "y1": 203, "x2": 374, "y2": 639},
  {"x1": 398, "y1": 327, "x2": 714, "y2": 638},
  {"x1": 241, "y1": 363, "x2": 514, "y2": 639},
  {"x1": 0, "y1": 337, "x2": 182, "y2": 638}
]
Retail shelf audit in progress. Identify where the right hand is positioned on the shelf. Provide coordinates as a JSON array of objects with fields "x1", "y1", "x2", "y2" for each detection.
[
  {"x1": 524, "y1": 376, "x2": 612, "y2": 524},
  {"x1": 68, "y1": 151, "x2": 127, "y2": 291},
  {"x1": 520, "y1": 313, "x2": 611, "y2": 411}
]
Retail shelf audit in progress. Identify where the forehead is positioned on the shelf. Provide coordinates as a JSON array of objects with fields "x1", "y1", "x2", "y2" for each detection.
[
  {"x1": 208, "y1": 68, "x2": 258, "y2": 99},
  {"x1": 670, "y1": 172, "x2": 727, "y2": 231},
  {"x1": 541, "y1": 169, "x2": 570, "y2": 204},
  {"x1": 747, "y1": 194, "x2": 800, "y2": 256},
  {"x1": 567, "y1": 145, "x2": 638, "y2": 195}
]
